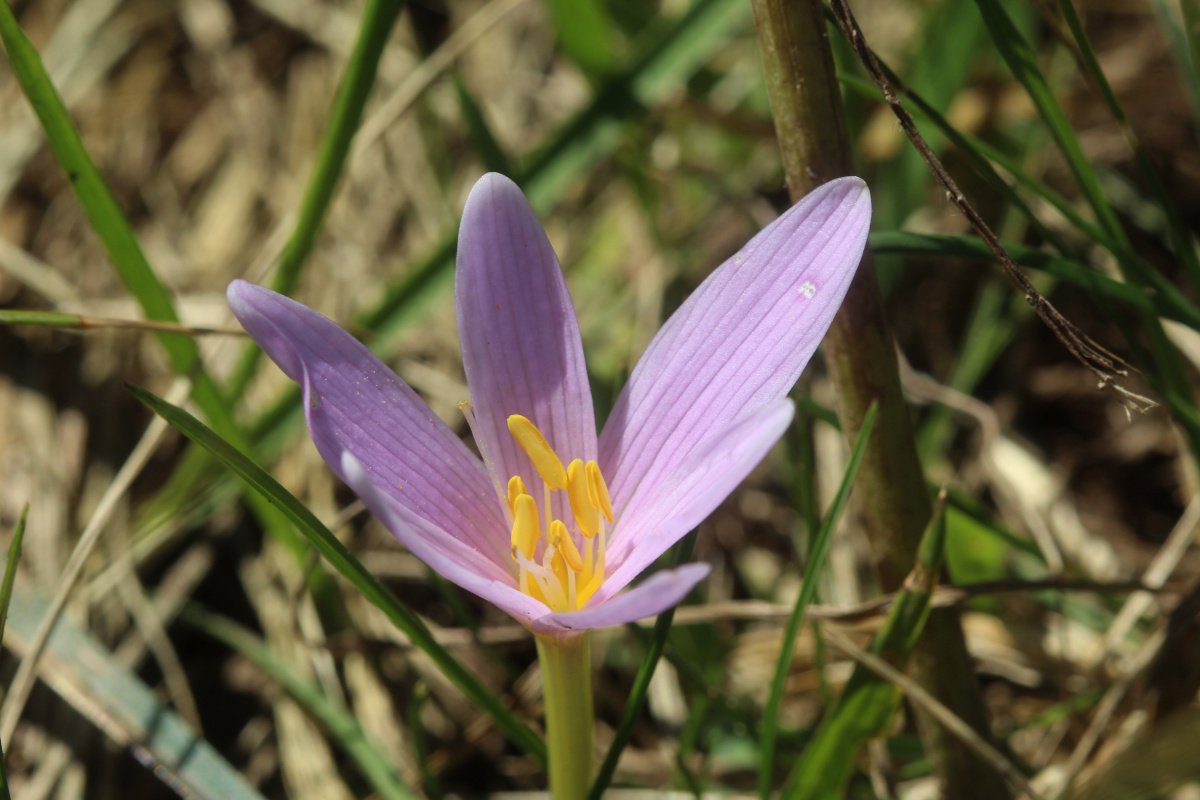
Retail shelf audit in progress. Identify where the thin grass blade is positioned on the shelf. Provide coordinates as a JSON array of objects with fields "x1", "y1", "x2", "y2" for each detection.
[
  {"x1": 1055, "y1": 0, "x2": 1200, "y2": 286},
  {"x1": 868, "y1": 231, "x2": 1200, "y2": 328},
  {"x1": 782, "y1": 490, "x2": 950, "y2": 798},
  {"x1": 225, "y1": 0, "x2": 407, "y2": 400},
  {"x1": 757, "y1": 402, "x2": 879, "y2": 797},
  {"x1": 5, "y1": 591, "x2": 267, "y2": 800},
  {"x1": 453, "y1": 73, "x2": 515, "y2": 174},
  {"x1": 182, "y1": 606, "x2": 415, "y2": 800},
  {"x1": 0, "y1": 504, "x2": 28, "y2": 649},
  {"x1": 0, "y1": 504, "x2": 27, "y2": 800},
  {"x1": 0, "y1": 2, "x2": 242, "y2": 442},
  {"x1": 587, "y1": 537, "x2": 695, "y2": 800},
  {"x1": 543, "y1": 0, "x2": 621, "y2": 80}
]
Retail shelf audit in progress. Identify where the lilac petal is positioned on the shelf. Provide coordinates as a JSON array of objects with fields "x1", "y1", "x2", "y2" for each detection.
[
  {"x1": 228, "y1": 280, "x2": 510, "y2": 567},
  {"x1": 597, "y1": 399, "x2": 795, "y2": 604},
  {"x1": 530, "y1": 563, "x2": 710, "y2": 635},
  {"x1": 598, "y1": 177, "x2": 869, "y2": 529},
  {"x1": 456, "y1": 174, "x2": 597, "y2": 504},
  {"x1": 342, "y1": 454, "x2": 549, "y2": 625}
]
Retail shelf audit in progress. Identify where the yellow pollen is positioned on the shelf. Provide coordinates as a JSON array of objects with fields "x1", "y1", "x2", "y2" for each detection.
[
  {"x1": 566, "y1": 459, "x2": 599, "y2": 537},
  {"x1": 510, "y1": 493, "x2": 540, "y2": 559},
  {"x1": 549, "y1": 519, "x2": 584, "y2": 573},
  {"x1": 506, "y1": 415, "x2": 567, "y2": 490},
  {"x1": 506, "y1": 475, "x2": 526, "y2": 514},
  {"x1": 586, "y1": 460, "x2": 614, "y2": 522},
  {"x1": 504, "y1": 417, "x2": 617, "y2": 611}
]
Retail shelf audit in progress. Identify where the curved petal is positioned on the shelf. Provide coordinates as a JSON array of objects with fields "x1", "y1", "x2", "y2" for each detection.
[
  {"x1": 228, "y1": 281, "x2": 510, "y2": 566},
  {"x1": 456, "y1": 174, "x2": 597, "y2": 509},
  {"x1": 598, "y1": 178, "x2": 869, "y2": 529},
  {"x1": 530, "y1": 563, "x2": 710, "y2": 635},
  {"x1": 596, "y1": 399, "x2": 795, "y2": 603},
  {"x1": 342, "y1": 453, "x2": 549, "y2": 625}
]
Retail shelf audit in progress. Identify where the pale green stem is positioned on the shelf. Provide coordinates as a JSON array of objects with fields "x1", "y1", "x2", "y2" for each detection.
[{"x1": 536, "y1": 632, "x2": 594, "y2": 800}]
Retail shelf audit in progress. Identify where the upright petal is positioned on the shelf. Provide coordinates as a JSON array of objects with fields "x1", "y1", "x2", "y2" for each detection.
[
  {"x1": 597, "y1": 399, "x2": 795, "y2": 603},
  {"x1": 530, "y1": 563, "x2": 710, "y2": 635},
  {"x1": 456, "y1": 174, "x2": 597, "y2": 503},
  {"x1": 228, "y1": 281, "x2": 510, "y2": 567},
  {"x1": 599, "y1": 178, "x2": 870, "y2": 528},
  {"x1": 342, "y1": 454, "x2": 549, "y2": 625}
]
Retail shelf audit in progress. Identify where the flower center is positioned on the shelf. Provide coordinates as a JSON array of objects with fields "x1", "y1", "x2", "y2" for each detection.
[{"x1": 506, "y1": 414, "x2": 613, "y2": 611}]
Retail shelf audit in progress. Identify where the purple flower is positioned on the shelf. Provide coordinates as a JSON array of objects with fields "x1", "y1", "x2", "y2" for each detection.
[{"x1": 228, "y1": 174, "x2": 870, "y2": 636}]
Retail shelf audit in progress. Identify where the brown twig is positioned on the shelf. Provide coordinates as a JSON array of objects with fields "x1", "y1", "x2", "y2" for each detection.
[{"x1": 827, "y1": 0, "x2": 1155, "y2": 416}]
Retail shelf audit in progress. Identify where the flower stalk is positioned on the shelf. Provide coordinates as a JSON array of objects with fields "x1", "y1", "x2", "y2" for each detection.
[
  {"x1": 751, "y1": 0, "x2": 1010, "y2": 797},
  {"x1": 536, "y1": 633, "x2": 594, "y2": 800}
]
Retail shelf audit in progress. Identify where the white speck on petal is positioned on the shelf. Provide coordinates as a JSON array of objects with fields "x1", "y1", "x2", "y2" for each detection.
[{"x1": 799, "y1": 281, "x2": 816, "y2": 299}]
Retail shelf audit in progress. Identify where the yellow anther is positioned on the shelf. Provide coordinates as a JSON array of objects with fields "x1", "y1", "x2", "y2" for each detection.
[
  {"x1": 507, "y1": 415, "x2": 567, "y2": 490},
  {"x1": 506, "y1": 475, "x2": 527, "y2": 514},
  {"x1": 586, "y1": 460, "x2": 614, "y2": 522},
  {"x1": 566, "y1": 459, "x2": 599, "y2": 537},
  {"x1": 510, "y1": 494, "x2": 540, "y2": 559},
  {"x1": 549, "y1": 519, "x2": 584, "y2": 573}
]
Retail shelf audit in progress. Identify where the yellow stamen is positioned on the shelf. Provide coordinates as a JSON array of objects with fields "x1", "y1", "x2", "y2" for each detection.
[
  {"x1": 582, "y1": 537, "x2": 594, "y2": 583},
  {"x1": 566, "y1": 459, "x2": 599, "y2": 537},
  {"x1": 507, "y1": 415, "x2": 567, "y2": 490},
  {"x1": 577, "y1": 569, "x2": 604, "y2": 607},
  {"x1": 540, "y1": 549, "x2": 567, "y2": 610},
  {"x1": 506, "y1": 475, "x2": 526, "y2": 514},
  {"x1": 510, "y1": 493, "x2": 540, "y2": 559},
  {"x1": 521, "y1": 570, "x2": 548, "y2": 604},
  {"x1": 586, "y1": 460, "x2": 614, "y2": 522},
  {"x1": 548, "y1": 519, "x2": 584, "y2": 573}
]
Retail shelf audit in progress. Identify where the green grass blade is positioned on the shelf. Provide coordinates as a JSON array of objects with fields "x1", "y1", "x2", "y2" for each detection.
[
  {"x1": 783, "y1": 491, "x2": 949, "y2": 798},
  {"x1": 128, "y1": 384, "x2": 547, "y2": 765},
  {"x1": 406, "y1": 684, "x2": 441, "y2": 798},
  {"x1": 225, "y1": 0, "x2": 406, "y2": 401},
  {"x1": 972, "y1": 0, "x2": 1129, "y2": 251},
  {"x1": 0, "y1": 1, "x2": 241, "y2": 443},
  {"x1": 870, "y1": 0, "x2": 988, "y2": 289},
  {"x1": 0, "y1": 504, "x2": 27, "y2": 800},
  {"x1": 868, "y1": 231, "x2": 1200, "y2": 329},
  {"x1": 0, "y1": 309, "x2": 87, "y2": 329},
  {"x1": 543, "y1": 0, "x2": 621, "y2": 80},
  {"x1": 5, "y1": 591, "x2": 267, "y2": 800},
  {"x1": 182, "y1": 606, "x2": 415, "y2": 800},
  {"x1": 757, "y1": 402, "x2": 879, "y2": 797},
  {"x1": 453, "y1": 73, "x2": 515, "y2": 174},
  {"x1": 0, "y1": 308, "x2": 244, "y2": 335},
  {"x1": 1055, "y1": 0, "x2": 1200, "y2": 287},
  {"x1": 0, "y1": 504, "x2": 28, "y2": 653},
  {"x1": 587, "y1": 537, "x2": 695, "y2": 800},
  {"x1": 1150, "y1": 0, "x2": 1200, "y2": 144}
]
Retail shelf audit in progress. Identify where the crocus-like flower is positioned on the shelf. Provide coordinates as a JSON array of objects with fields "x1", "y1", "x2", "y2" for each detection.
[{"x1": 228, "y1": 173, "x2": 869, "y2": 637}]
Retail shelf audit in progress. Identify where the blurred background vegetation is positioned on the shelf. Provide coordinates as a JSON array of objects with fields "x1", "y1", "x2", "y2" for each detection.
[{"x1": 1, "y1": 0, "x2": 1199, "y2": 797}]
